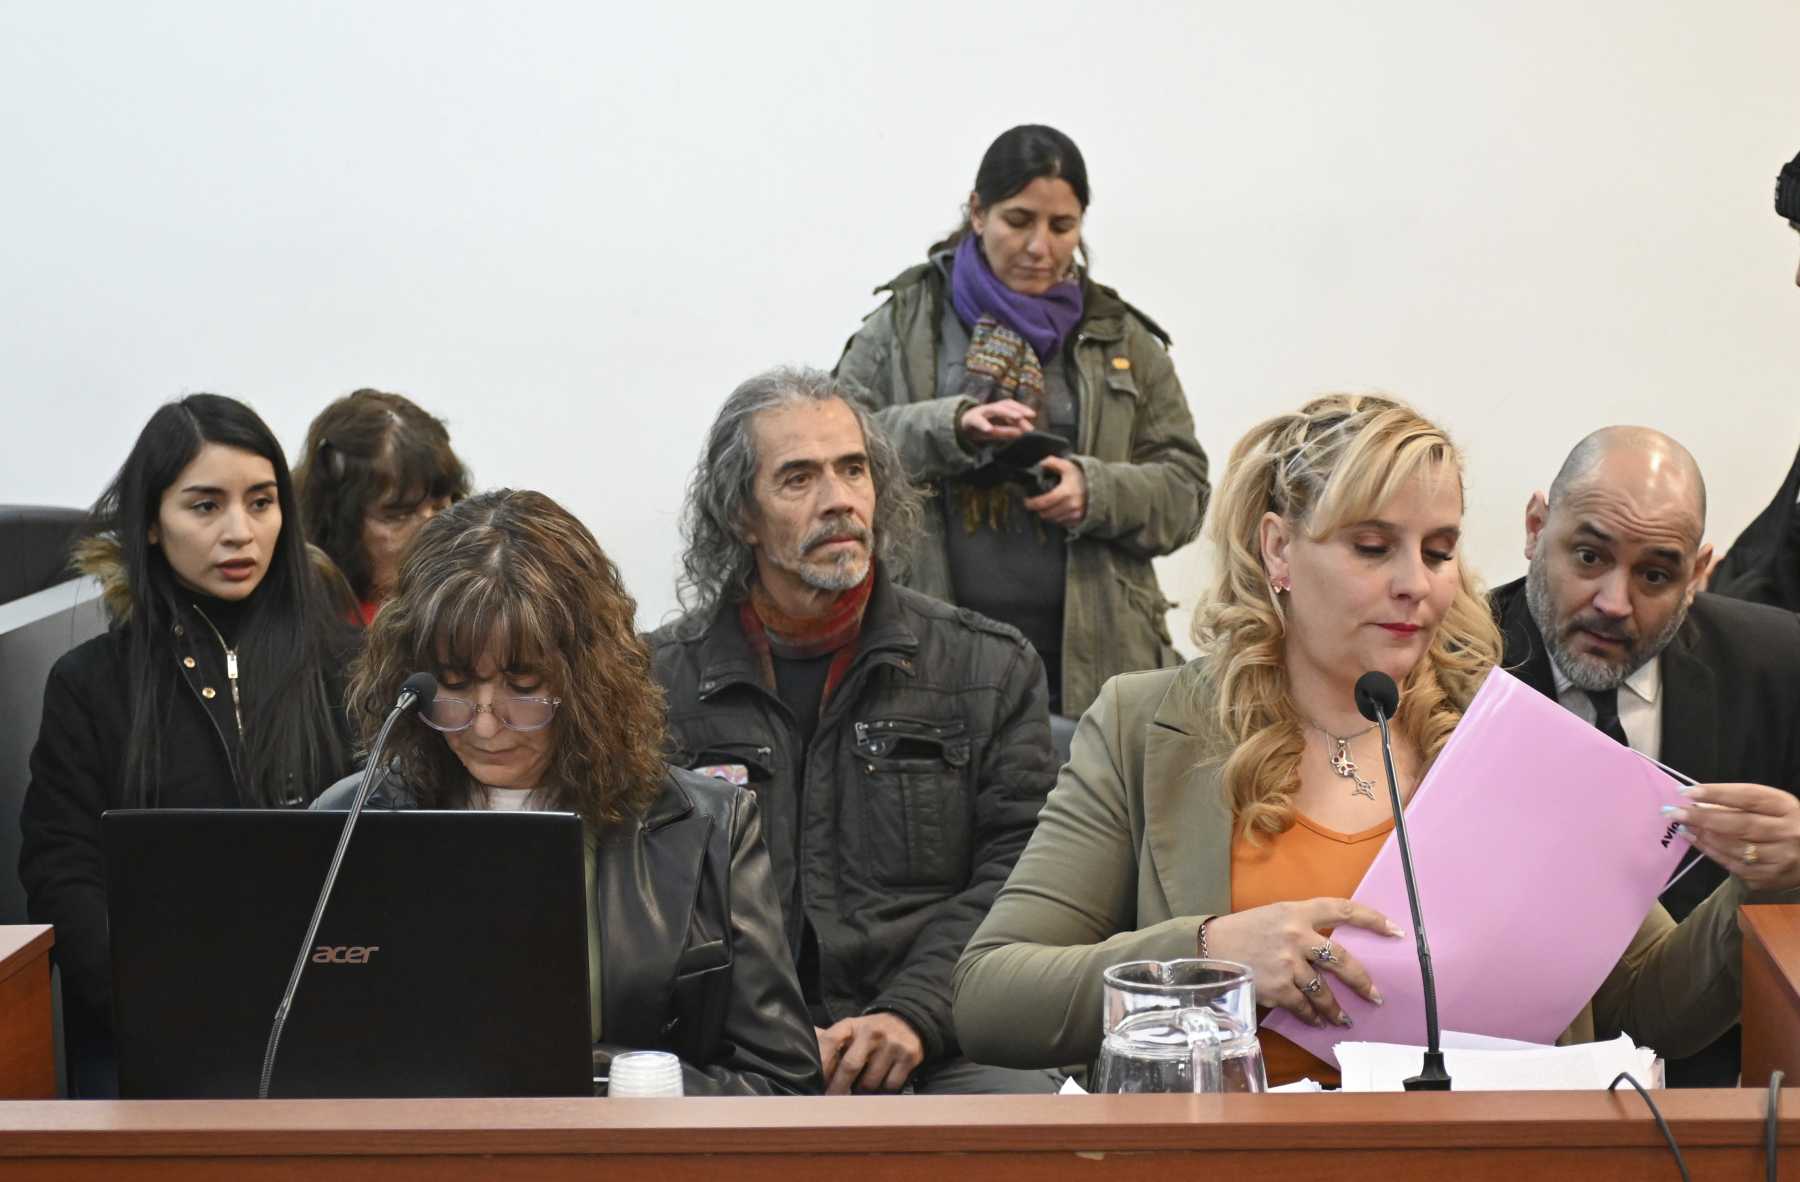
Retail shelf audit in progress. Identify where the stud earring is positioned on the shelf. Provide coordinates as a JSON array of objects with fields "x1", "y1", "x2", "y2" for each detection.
[{"x1": 1270, "y1": 575, "x2": 1292, "y2": 595}]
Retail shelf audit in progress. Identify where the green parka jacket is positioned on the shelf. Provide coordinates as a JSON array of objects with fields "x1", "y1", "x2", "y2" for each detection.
[{"x1": 835, "y1": 261, "x2": 1211, "y2": 718}]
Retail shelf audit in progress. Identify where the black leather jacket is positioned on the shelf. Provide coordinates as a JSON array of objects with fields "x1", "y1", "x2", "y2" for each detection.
[
  {"x1": 313, "y1": 766, "x2": 824, "y2": 1096},
  {"x1": 647, "y1": 574, "x2": 1056, "y2": 1065}
]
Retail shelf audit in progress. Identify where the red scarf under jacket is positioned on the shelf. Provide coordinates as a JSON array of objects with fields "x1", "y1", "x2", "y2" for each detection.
[{"x1": 738, "y1": 568, "x2": 874, "y2": 713}]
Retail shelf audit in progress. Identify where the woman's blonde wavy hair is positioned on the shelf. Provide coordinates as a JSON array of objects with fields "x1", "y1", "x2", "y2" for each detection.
[
  {"x1": 1191, "y1": 394, "x2": 1501, "y2": 842},
  {"x1": 348, "y1": 488, "x2": 667, "y2": 826}
]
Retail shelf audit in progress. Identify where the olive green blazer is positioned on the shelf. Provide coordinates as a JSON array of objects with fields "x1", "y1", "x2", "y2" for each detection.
[{"x1": 952, "y1": 661, "x2": 1755, "y2": 1069}]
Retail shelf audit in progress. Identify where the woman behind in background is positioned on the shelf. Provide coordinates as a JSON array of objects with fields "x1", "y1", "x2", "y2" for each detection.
[
  {"x1": 315, "y1": 489, "x2": 823, "y2": 1095},
  {"x1": 836, "y1": 123, "x2": 1210, "y2": 717},
  {"x1": 21, "y1": 393, "x2": 352, "y2": 1096},
  {"x1": 294, "y1": 388, "x2": 470, "y2": 625}
]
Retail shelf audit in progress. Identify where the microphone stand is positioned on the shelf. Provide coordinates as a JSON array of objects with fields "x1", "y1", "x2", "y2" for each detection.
[
  {"x1": 256, "y1": 679, "x2": 429, "y2": 1099},
  {"x1": 1369, "y1": 700, "x2": 1451, "y2": 1091}
]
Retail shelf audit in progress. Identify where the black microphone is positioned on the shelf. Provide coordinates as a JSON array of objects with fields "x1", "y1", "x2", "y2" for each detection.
[
  {"x1": 257, "y1": 673, "x2": 437, "y2": 1099},
  {"x1": 1355, "y1": 670, "x2": 1451, "y2": 1092}
]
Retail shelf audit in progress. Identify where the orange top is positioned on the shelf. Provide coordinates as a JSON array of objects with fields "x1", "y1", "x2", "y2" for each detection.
[{"x1": 1231, "y1": 812, "x2": 1393, "y2": 1088}]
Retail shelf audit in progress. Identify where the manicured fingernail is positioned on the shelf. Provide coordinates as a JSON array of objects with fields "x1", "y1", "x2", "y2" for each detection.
[
  {"x1": 1336, "y1": 1013, "x2": 1353, "y2": 1027},
  {"x1": 1677, "y1": 825, "x2": 1694, "y2": 839},
  {"x1": 1386, "y1": 923, "x2": 1406, "y2": 938},
  {"x1": 1370, "y1": 989, "x2": 1385, "y2": 1006},
  {"x1": 1679, "y1": 784, "x2": 1697, "y2": 796},
  {"x1": 1661, "y1": 805, "x2": 1687, "y2": 820}
]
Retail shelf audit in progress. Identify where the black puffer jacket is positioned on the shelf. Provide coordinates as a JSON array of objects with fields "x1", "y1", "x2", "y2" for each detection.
[
  {"x1": 20, "y1": 550, "x2": 353, "y2": 1095},
  {"x1": 647, "y1": 574, "x2": 1056, "y2": 1065},
  {"x1": 313, "y1": 766, "x2": 824, "y2": 1096}
]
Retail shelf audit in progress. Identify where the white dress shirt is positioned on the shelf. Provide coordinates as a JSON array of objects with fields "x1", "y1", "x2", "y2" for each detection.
[{"x1": 1549, "y1": 654, "x2": 1663, "y2": 761}]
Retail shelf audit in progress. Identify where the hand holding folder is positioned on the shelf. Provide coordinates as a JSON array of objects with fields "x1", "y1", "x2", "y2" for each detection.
[{"x1": 1265, "y1": 667, "x2": 1696, "y2": 1066}]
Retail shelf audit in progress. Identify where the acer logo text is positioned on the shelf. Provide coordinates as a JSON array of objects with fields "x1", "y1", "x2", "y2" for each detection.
[{"x1": 312, "y1": 945, "x2": 380, "y2": 964}]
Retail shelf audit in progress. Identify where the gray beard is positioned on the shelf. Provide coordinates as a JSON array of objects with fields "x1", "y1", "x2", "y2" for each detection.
[
  {"x1": 1524, "y1": 553, "x2": 1686, "y2": 691},
  {"x1": 798, "y1": 549, "x2": 870, "y2": 592}
]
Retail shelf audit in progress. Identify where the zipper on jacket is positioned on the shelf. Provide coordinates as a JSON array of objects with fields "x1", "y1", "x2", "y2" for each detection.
[
  {"x1": 190, "y1": 605, "x2": 243, "y2": 736},
  {"x1": 1073, "y1": 333, "x2": 1096, "y2": 454}
]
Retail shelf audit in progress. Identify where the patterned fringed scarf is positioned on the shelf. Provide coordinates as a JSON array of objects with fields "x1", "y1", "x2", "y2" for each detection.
[
  {"x1": 739, "y1": 568, "x2": 875, "y2": 714},
  {"x1": 948, "y1": 233, "x2": 1084, "y2": 537}
]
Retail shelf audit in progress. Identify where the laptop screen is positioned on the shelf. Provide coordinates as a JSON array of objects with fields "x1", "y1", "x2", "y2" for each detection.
[{"x1": 104, "y1": 808, "x2": 591, "y2": 1098}]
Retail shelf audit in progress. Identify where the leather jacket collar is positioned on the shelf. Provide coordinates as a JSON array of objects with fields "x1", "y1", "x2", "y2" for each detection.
[{"x1": 692, "y1": 571, "x2": 921, "y2": 704}]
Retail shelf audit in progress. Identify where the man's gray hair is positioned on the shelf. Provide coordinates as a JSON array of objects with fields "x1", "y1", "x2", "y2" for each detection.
[{"x1": 675, "y1": 366, "x2": 924, "y2": 621}]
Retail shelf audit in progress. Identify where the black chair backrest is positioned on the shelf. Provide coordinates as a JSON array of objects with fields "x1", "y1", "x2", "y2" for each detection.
[{"x1": 0, "y1": 506, "x2": 86, "y2": 607}]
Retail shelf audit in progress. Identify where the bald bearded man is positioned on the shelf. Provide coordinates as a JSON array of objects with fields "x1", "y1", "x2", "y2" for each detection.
[{"x1": 1492, "y1": 426, "x2": 1800, "y2": 1085}]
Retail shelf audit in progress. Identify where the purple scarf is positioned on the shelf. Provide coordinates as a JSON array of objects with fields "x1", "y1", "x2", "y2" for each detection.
[{"x1": 949, "y1": 234, "x2": 1085, "y2": 362}]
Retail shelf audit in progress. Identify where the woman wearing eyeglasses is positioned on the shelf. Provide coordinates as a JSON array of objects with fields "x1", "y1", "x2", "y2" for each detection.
[{"x1": 312, "y1": 488, "x2": 823, "y2": 1095}]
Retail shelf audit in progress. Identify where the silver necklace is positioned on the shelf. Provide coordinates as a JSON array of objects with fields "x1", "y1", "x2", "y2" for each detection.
[{"x1": 1308, "y1": 721, "x2": 1379, "y2": 800}]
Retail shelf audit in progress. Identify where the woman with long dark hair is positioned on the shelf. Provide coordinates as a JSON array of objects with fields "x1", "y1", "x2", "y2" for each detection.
[
  {"x1": 20, "y1": 393, "x2": 353, "y2": 1096},
  {"x1": 836, "y1": 124, "x2": 1211, "y2": 717}
]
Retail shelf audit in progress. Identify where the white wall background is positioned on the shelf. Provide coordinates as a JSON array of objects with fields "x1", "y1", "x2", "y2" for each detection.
[{"x1": 2, "y1": 1, "x2": 1796, "y2": 638}]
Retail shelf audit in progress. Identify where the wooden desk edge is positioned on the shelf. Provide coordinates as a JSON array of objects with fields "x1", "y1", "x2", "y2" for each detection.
[
  {"x1": 0, "y1": 1091, "x2": 1795, "y2": 1159},
  {"x1": 0, "y1": 927, "x2": 52, "y2": 990},
  {"x1": 1743, "y1": 906, "x2": 1800, "y2": 996}
]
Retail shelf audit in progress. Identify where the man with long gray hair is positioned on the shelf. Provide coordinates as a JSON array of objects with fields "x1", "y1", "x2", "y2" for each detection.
[{"x1": 649, "y1": 366, "x2": 1060, "y2": 1095}]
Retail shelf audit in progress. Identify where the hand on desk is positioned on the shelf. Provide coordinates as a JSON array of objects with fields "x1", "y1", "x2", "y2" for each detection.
[
  {"x1": 1667, "y1": 782, "x2": 1800, "y2": 892},
  {"x1": 816, "y1": 1013, "x2": 924, "y2": 1095}
]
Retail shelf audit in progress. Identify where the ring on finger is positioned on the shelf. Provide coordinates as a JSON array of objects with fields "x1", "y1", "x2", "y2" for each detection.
[
  {"x1": 1743, "y1": 843, "x2": 1760, "y2": 865},
  {"x1": 1309, "y1": 942, "x2": 1337, "y2": 965},
  {"x1": 1301, "y1": 975, "x2": 1323, "y2": 995}
]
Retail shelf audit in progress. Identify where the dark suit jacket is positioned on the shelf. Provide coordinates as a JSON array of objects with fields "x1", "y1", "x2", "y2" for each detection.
[
  {"x1": 1492, "y1": 577, "x2": 1800, "y2": 918},
  {"x1": 1711, "y1": 442, "x2": 1800, "y2": 612}
]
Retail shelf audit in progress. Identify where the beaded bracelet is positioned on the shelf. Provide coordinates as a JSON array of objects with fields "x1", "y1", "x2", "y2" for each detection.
[{"x1": 1197, "y1": 915, "x2": 1214, "y2": 958}]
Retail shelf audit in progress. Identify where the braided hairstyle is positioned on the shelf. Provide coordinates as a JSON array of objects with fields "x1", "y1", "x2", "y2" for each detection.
[{"x1": 1190, "y1": 394, "x2": 1501, "y2": 841}]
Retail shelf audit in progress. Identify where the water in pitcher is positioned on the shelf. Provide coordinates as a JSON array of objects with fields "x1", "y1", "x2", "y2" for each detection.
[{"x1": 1093, "y1": 1009, "x2": 1266, "y2": 1093}]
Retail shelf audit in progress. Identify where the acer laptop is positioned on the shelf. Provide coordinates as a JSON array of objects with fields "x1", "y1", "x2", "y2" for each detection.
[{"x1": 103, "y1": 809, "x2": 591, "y2": 1099}]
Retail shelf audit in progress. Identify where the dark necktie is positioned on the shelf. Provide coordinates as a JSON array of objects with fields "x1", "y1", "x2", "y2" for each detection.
[{"x1": 1584, "y1": 688, "x2": 1630, "y2": 747}]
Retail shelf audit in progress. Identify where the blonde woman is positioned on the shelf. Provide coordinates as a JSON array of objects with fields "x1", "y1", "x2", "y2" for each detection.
[{"x1": 952, "y1": 394, "x2": 1800, "y2": 1087}]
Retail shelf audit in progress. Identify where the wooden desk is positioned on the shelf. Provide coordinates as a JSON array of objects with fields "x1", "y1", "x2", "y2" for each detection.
[
  {"x1": 0, "y1": 1090, "x2": 1795, "y2": 1179},
  {"x1": 0, "y1": 926, "x2": 53, "y2": 1100},
  {"x1": 4, "y1": 907, "x2": 1800, "y2": 1177},
  {"x1": 1744, "y1": 904, "x2": 1800, "y2": 1088}
]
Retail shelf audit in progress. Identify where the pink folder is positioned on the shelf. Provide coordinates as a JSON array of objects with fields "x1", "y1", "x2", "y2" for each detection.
[{"x1": 1263, "y1": 667, "x2": 1695, "y2": 1066}]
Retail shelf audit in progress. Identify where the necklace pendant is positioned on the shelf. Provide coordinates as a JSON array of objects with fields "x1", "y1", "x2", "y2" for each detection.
[{"x1": 1315, "y1": 722, "x2": 1383, "y2": 802}]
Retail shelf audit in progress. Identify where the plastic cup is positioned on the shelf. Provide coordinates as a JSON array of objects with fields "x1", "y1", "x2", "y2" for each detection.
[{"x1": 607, "y1": 1050, "x2": 684, "y2": 1098}]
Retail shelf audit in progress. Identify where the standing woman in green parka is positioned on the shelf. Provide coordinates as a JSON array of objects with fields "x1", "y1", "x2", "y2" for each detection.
[{"x1": 835, "y1": 124, "x2": 1210, "y2": 718}]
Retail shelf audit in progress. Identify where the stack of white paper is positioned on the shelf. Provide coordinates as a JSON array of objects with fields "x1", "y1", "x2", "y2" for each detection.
[{"x1": 1335, "y1": 1033, "x2": 1659, "y2": 1091}]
